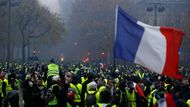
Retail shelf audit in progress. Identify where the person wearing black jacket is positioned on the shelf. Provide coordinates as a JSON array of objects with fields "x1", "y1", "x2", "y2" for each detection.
[{"x1": 58, "y1": 71, "x2": 73, "y2": 107}]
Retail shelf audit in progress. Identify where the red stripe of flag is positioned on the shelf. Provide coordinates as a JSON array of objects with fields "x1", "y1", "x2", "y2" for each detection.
[{"x1": 160, "y1": 27, "x2": 185, "y2": 79}]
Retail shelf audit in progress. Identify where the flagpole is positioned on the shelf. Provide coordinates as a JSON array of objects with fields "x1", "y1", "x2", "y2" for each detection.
[
  {"x1": 114, "y1": 5, "x2": 118, "y2": 41},
  {"x1": 113, "y1": 5, "x2": 119, "y2": 71}
]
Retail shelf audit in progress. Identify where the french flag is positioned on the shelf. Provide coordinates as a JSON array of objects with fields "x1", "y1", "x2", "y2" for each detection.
[
  {"x1": 100, "y1": 63, "x2": 106, "y2": 70},
  {"x1": 133, "y1": 82, "x2": 145, "y2": 98},
  {"x1": 113, "y1": 6, "x2": 185, "y2": 79},
  {"x1": 158, "y1": 93, "x2": 176, "y2": 107}
]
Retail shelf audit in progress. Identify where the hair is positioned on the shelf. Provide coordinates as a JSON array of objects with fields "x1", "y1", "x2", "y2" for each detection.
[
  {"x1": 64, "y1": 71, "x2": 73, "y2": 78},
  {"x1": 62, "y1": 71, "x2": 73, "y2": 82},
  {"x1": 50, "y1": 58, "x2": 55, "y2": 63},
  {"x1": 100, "y1": 89, "x2": 111, "y2": 103}
]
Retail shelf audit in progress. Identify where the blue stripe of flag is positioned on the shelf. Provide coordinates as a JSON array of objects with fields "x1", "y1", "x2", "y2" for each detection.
[{"x1": 114, "y1": 6, "x2": 145, "y2": 62}]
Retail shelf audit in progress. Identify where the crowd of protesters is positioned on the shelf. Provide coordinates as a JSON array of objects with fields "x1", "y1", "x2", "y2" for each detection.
[{"x1": 0, "y1": 59, "x2": 190, "y2": 107}]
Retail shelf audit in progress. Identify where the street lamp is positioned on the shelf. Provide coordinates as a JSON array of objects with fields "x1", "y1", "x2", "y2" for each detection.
[{"x1": 146, "y1": 3, "x2": 165, "y2": 26}]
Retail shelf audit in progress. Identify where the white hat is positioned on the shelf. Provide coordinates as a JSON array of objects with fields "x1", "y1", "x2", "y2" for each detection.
[
  {"x1": 52, "y1": 75, "x2": 60, "y2": 81},
  {"x1": 89, "y1": 81, "x2": 97, "y2": 90},
  {"x1": 26, "y1": 74, "x2": 31, "y2": 79},
  {"x1": 115, "y1": 69, "x2": 119, "y2": 73}
]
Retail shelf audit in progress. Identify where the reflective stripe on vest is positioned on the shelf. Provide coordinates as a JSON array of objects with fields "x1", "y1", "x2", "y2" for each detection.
[
  {"x1": 47, "y1": 64, "x2": 59, "y2": 77},
  {"x1": 70, "y1": 83, "x2": 82, "y2": 102}
]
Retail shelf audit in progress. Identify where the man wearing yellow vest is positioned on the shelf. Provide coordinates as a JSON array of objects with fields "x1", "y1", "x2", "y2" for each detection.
[
  {"x1": 47, "y1": 83, "x2": 60, "y2": 107},
  {"x1": 47, "y1": 58, "x2": 60, "y2": 88},
  {"x1": 0, "y1": 69, "x2": 5, "y2": 107},
  {"x1": 93, "y1": 88, "x2": 112, "y2": 107},
  {"x1": 69, "y1": 73, "x2": 83, "y2": 107},
  {"x1": 0, "y1": 73, "x2": 13, "y2": 107},
  {"x1": 126, "y1": 81, "x2": 137, "y2": 107},
  {"x1": 187, "y1": 99, "x2": 190, "y2": 107},
  {"x1": 85, "y1": 81, "x2": 97, "y2": 106}
]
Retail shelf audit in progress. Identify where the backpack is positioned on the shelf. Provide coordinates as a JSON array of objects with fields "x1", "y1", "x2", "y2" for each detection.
[
  {"x1": 86, "y1": 91, "x2": 96, "y2": 106},
  {"x1": 46, "y1": 84, "x2": 60, "y2": 100}
]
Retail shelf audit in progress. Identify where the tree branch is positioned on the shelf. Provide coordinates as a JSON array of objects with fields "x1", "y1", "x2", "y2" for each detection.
[{"x1": 28, "y1": 25, "x2": 51, "y2": 39}]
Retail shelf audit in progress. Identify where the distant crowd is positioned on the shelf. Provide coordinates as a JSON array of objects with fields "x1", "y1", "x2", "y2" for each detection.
[{"x1": 0, "y1": 59, "x2": 190, "y2": 107}]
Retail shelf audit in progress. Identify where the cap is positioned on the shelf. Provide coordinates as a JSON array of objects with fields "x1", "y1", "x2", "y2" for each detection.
[{"x1": 89, "y1": 81, "x2": 97, "y2": 90}]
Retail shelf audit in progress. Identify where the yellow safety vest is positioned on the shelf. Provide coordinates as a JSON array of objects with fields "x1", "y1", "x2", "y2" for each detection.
[
  {"x1": 47, "y1": 63, "x2": 59, "y2": 77},
  {"x1": 85, "y1": 90, "x2": 97, "y2": 106},
  {"x1": 67, "y1": 102, "x2": 72, "y2": 107},
  {"x1": 96, "y1": 86, "x2": 106, "y2": 103},
  {"x1": 14, "y1": 79, "x2": 20, "y2": 89},
  {"x1": 148, "y1": 89, "x2": 157, "y2": 107},
  {"x1": 4, "y1": 79, "x2": 12, "y2": 95},
  {"x1": 42, "y1": 80, "x2": 47, "y2": 87},
  {"x1": 87, "y1": 83, "x2": 90, "y2": 91},
  {"x1": 187, "y1": 99, "x2": 190, "y2": 107},
  {"x1": 85, "y1": 90, "x2": 96, "y2": 99},
  {"x1": 70, "y1": 83, "x2": 82, "y2": 103},
  {"x1": 0, "y1": 79, "x2": 3, "y2": 96},
  {"x1": 48, "y1": 96, "x2": 58, "y2": 106},
  {"x1": 126, "y1": 90, "x2": 136, "y2": 107},
  {"x1": 114, "y1": 78, "x2": 119, "y2": 84},
  {"x1": 81, "y1": 77, "x2": 88, "y2": 84},
  {"x1": 48, "y1": 84, "x2": 60, "y2": 106}
]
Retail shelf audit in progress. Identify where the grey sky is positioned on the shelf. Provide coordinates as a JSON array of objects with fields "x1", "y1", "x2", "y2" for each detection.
[
  {"x1": 38, "y1": 0, "x2": 62, "y2": 14},
  {"x1": 38, "y1": 0, "x2": 75, "y2": 21}
]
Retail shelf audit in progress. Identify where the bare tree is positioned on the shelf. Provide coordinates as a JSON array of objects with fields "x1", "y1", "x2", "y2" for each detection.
[{"x1": 15, "y1": 0, "x2": 65, "y2": 62}]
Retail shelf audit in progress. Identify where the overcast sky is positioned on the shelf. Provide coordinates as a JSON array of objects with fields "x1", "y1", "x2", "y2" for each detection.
[
  {"x1": 38, "y1": 0, "x2": 62, "y2": 14},
  {"x1": 38, "y1": 0, "x2": 75, "y2": 22}
]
